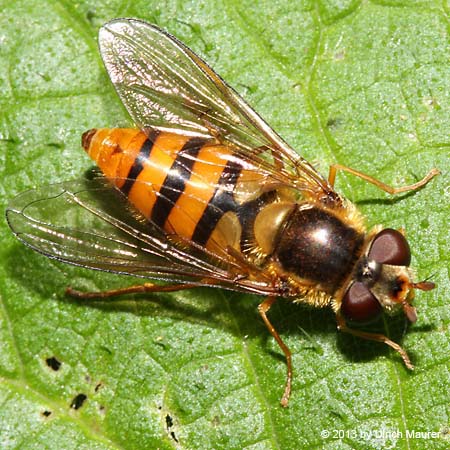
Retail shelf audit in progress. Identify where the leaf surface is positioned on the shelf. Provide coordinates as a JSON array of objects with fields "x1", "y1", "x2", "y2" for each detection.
[{"x1": 1, "y1": 1, "x2": 448, "y2": 449}]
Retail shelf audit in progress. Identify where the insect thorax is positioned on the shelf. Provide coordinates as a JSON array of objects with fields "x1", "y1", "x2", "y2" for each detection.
[{"x1": 267, "y1": 203, "x2": 366, "y2": 297}]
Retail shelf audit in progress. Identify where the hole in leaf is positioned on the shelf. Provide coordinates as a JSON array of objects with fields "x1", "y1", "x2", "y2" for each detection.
[
  {"x1": 70, "y1": 393, "x2": 87, "y2": 410},
  {"x1": 165, "y1": 414, "x2": 174, "y2": 428},
  {"x1": 45, "y1": 357, "x2": 61, "y2": 371},
  {"x1": 165, "y1": 414, "x2": 179, "y2": 443}
]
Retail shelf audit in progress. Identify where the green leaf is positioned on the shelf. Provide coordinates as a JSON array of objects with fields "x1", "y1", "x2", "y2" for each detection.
[{"x1": 1, "y1": 1, "x2": 448, "y2": 449}]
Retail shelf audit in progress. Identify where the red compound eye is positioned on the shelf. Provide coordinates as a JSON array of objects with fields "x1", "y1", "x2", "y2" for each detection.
[
  {"x1": 368, "y1": 229, "x2": 411, "y2": 266},
  {"x1": 341, "y1": 282, "x2": 382, "y2": 323}
]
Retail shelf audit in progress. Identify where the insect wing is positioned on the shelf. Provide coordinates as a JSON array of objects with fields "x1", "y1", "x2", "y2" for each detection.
[
  {"x1": 6, "y1": 178, "x2": 277, "y2": 295},
  {"x1": 7, "y1": 179, "x2": 219, "y2": 280},
  {"x1": 99, "y1": 19, "x2": 331, "y2": 198}
]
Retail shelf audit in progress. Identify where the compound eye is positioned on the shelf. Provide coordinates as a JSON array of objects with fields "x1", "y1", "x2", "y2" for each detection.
[
  {"x1": 341, "y1": 282, "x2": 382, "y2": 323},
  {"x1": 368, "y1": 229, "x2": 411, "y2": 266}
]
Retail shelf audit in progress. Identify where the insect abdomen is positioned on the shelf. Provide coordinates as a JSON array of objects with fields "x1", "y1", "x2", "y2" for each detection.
[{"x1": 82, "y1": 128, "x2": 255, "y2": 254}]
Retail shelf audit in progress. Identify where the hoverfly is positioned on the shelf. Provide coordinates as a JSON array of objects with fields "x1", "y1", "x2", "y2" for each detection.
[{"x1": 6, "y1": 19, "x2": 439, "y2": 407}]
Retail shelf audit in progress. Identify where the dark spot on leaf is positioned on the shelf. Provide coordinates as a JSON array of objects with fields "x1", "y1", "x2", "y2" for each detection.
[
  {"x1": 193, "y1": 381, "x2": 206, "y2": 390},
  {"x1": 211, "y1": 415, "x2": 220, "y2": 427},
  {"x1": 95, "y1": 382, "x2": 103, "y2": 392},
  {"x1": 70, "y1": 393, "x2": 87, "y2": 410},
  {"x1": 165, "y1": 414, "x2": 174, "y2": 428},
  {"x1": 165, "y1": 414, "x2": 179, "y2": 443},
  {"x1": 47, "y1": 142, "x2": 64, "y2": 149},
  {"x1": 42, "y1": 410, "x2": 52, "y2": 417},
  {"x1": 326, "y1": 117, "x2": 343, "y2": 128},
  {"x1": 45, "y1": 357, "x2": 61, "y2": 371},
  {"x1": 86, "y1": 10, "x2": 96, "y2": 24},
  {"x1": 99, "y1": 345, "x2": 113, "y2": 355}
]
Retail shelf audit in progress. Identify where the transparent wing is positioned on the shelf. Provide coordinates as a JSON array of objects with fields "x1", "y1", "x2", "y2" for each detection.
[
  {"x1": 6, "y1": 178, "x2": 279, "y2": 296},
  {"x1": 99, "y1": 19, "x2": 335, "y2": 201}
]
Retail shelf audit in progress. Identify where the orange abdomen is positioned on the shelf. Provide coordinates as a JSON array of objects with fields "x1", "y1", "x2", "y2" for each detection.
[{"x1": 82, "y1": 128, "x2": 257, "y2": 252}]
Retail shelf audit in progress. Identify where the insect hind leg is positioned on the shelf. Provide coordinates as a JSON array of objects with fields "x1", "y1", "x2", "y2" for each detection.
[{"x1": 66, "y1": 282, "x2": 200, "y2": 299}]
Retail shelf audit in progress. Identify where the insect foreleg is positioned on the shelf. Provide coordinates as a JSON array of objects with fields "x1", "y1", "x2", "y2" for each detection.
[
  {"x1": 258, "y1": 296, "x2": 292, "y2": 407},
  {"x1": 335, "y1": 313, "x2": 414, "y2": 370},
  {"x1": 328, "y1": 164, "x2": 439, "y2": 194}
]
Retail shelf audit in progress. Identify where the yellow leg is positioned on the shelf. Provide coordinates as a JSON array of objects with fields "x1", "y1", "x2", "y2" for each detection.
[
  {"x1": 328, "y1": 164, "x2": 439, "y2": 194},
  {"x1": 336, "y1": 313, "x2": 413, "y2": 369},
  {"x1": 258, "y1": 296, "x2": 292, "y2": 407},
  {"x1": 66, "y1": 282, "x2": 199, "y2": 299}
]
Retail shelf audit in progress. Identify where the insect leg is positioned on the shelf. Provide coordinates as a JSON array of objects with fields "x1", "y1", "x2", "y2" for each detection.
[
  {"x1": 336, "y1": 313, "x2": 414, "y2": 369},
  {"x1": 66, "y1": 282, "x2": 201, "y2": 299},
  {"x1": 258, "y1": 296, "x2": 292, "y2": 407},
  {"x1": 328, "y1": 164, "x2": 439, "y2": 194}
]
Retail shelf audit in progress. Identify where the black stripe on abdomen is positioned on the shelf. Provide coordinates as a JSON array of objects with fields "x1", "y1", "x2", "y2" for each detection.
[
  {"x1": 121, "y1": 129, "x2": 160, "y2": 195},
  {"x1": 191, "y1": 159, "x2": 243, "y2": 246},
  {"x1": 151, "y1": 137, "x2": 206, "y2": 228}
]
